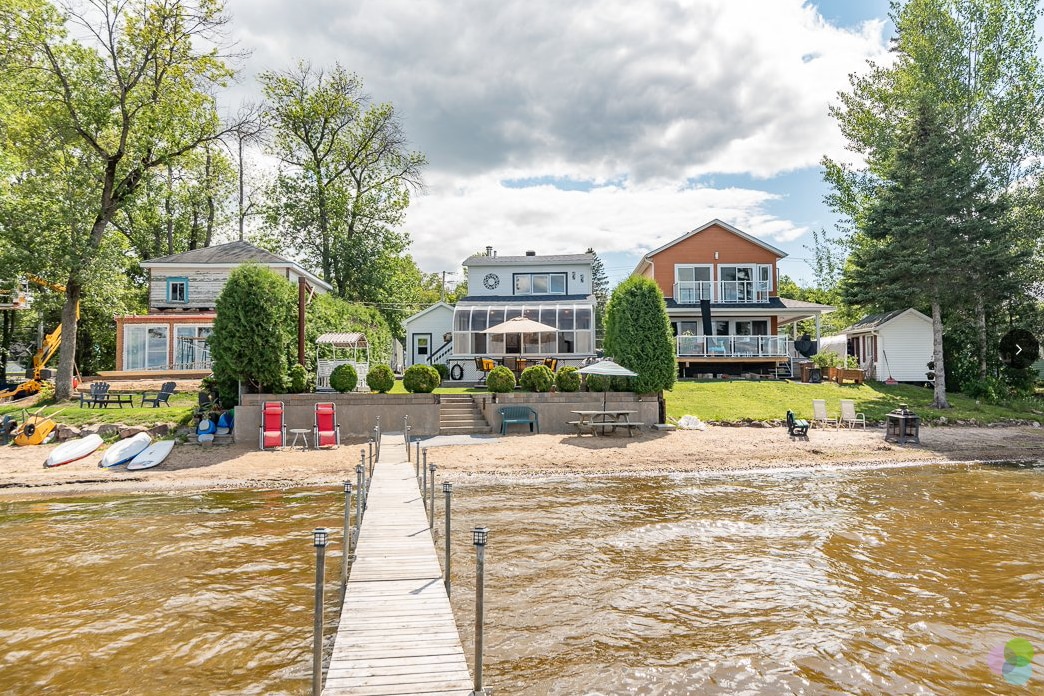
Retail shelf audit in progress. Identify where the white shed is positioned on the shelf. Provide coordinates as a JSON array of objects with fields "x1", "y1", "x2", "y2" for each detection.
[
  {"x1": 819, "y1": 308, "x2": 933, "y2": 383},
  {"x1": 404, "y1": 302, "x2": 454, "y2": 369}
]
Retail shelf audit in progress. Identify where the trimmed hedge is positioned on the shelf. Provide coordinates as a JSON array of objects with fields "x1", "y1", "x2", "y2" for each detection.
[
  {"x1": 403, "y1": 364, "x2": 440, "y2": 393},
  {"x1": 287, "y1": 364, "x2": 310, "y2": 393},
  {"x1": 433, "y1": 363, "x2": 450, "y2": 381},
  {"x1": 555, "y1": 366, "x2": 581, "y2": 392},
  {"x1": 486, "y1": 365, "x2": 516, "y2": 393},
  {"x1": 330, "y1": 363, "x2": 358, "y2": 393},
  {"x1": 366, "y1": 364, "x2": 395, "y2": 393},
  {"x1": 586, "y1": 373, "x2": 611, "y2": 392},
  {"x1": 520, "y1": 365, "x2": 554, "y2": 392}
]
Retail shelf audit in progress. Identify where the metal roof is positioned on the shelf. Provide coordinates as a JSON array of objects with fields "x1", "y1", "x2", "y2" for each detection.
[
  {"x1": 463, "y1": 253, "x2": 594, "y2": 266},
  {"x1": 316, "y1": 332, "x2": 368, "y2": 346}
]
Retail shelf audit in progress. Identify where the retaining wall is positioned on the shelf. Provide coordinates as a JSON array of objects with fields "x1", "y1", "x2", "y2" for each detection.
[{"x1": 477, "y1": 391, "x2": 661, "y2": 435}]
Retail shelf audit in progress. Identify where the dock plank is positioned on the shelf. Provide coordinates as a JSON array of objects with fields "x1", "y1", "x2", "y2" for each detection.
[{"x1": 322, "y1": 440, "x2": 473, "y2": 696}]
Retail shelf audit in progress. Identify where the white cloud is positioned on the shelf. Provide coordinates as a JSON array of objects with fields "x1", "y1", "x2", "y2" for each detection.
[{"x1": 222, "y1": 0, "x2": 891, "y2": 279}]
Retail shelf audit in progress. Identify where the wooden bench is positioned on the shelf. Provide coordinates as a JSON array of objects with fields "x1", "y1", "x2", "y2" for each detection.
[{"x1": 499, "y1": 406, "x2": 539, "y2": 434}]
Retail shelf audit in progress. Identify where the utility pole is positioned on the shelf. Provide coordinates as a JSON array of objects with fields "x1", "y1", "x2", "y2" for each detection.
[{"x1": 441, "y1": 271, "x2": 447, "y2": 302}]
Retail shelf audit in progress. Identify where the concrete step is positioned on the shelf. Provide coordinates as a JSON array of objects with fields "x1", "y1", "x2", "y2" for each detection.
[{"x1": 439, "y1": 425, "x2": 493, "y2": 435}]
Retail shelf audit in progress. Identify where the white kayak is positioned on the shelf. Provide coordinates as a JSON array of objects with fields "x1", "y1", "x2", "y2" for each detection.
[
  {"x1": 44, "y1": 434, "x2": 104, "y2": 468},
  {"x1": 99, "y1": 432, "x2": 152, "y2": 468},
  {"x1": 126, "y1": 440, "x2": 176, "y2": 471}
]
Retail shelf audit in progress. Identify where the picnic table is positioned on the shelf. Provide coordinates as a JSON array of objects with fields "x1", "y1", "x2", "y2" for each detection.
[
  {"x1": 568, "y1": 410, "x2": 644, "y2": 437},
  {"x1": 96, "y1": 393, "x2": 136, "y2": 409}
]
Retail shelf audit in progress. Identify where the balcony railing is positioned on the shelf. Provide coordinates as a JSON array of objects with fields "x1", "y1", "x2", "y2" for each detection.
[
  {"x1": 677, "y1": 335, "x2": 790, "y2": 358},
  {"x1": 673, "y1": 281, "x2": 771, "y2": 304}
]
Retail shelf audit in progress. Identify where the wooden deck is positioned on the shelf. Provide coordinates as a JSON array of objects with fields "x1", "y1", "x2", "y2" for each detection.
[{"x1": 323, "y1": 438, "x2": 473, "y2": 696}]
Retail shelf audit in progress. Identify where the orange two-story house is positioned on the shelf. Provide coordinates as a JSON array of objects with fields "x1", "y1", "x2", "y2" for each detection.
[{"x1": 632, "y1": 219, "x2": 833, "y2": 378}]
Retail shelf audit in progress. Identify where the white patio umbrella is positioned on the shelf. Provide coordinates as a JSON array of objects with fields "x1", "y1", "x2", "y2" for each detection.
[
  {"x1": 483, "y1": 316, "x2": 558, "y2": 367},
  {"x1": 578, "y1": 359, "x2": 638, "y2": 410}
]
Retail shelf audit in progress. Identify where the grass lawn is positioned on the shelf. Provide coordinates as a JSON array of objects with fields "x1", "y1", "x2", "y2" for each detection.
[
  {"x1": 0, "y1": 391, "x2": 197, "y2": 427},
  {"x1": 665, "y1": 379, "x2": 1044, "y2": 424}
]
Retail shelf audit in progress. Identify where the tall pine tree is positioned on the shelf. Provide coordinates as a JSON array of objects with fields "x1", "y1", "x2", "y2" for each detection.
[{"x1": 845, "y1": 101, "x2": 998, "y2": 408}]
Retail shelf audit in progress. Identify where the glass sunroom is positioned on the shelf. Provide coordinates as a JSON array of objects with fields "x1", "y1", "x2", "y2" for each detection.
[{"x1": 452, "y1": 302, "x2": 596, "y2": 358}]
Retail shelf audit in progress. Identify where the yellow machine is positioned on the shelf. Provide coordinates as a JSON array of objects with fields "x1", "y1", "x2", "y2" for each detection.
[
  {"x1": 13, "y1": 407, "x2": 61, "y2": 446},
  {"x1": 0, "y1": 274, "x2": 78, "y2": 402}
]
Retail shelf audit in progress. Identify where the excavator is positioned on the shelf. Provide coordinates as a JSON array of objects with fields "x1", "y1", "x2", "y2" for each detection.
[{"x1": 0, "y1": 274, "x2": 78, "y2": 402}]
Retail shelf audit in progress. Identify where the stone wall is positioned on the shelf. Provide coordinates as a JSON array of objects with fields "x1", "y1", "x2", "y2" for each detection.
[
  {"x1": 477, "y1": 391, "x2": 661, "y2": 435},
  {"x1": 235, "y1": 393, "x2": 441, "y2": 444}
]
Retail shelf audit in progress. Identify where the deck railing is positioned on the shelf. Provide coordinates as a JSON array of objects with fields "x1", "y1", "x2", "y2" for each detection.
[
  {"x1": 676, "y1": 335, "x2": 790, "y2": 357},
  {"x1": 673, "y1": 281, "x2": 771, "y2": 304}
]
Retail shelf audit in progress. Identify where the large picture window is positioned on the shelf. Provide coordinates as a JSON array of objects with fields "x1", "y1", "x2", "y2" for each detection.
[
  {"x1": 452, "y1": 303, "x2": 595, "y2": 357},
  {"x1": 124, "y1": 325, "x2": 169, "y2": 370},
  {"x1": 513, "y1": 273, "x2": 566, "y2": 296}
]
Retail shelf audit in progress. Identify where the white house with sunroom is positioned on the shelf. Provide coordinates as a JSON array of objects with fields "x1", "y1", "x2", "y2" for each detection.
[
  {"x1": 403, "y1": 249, "x2": 598, "y2": 383},
  {"x1": 105, "y1": 241, "x2": 331, "y2": 378}
]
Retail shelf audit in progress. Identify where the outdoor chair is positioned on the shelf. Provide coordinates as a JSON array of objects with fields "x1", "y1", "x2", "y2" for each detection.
[
  {"x1": 812, "y1": 399, "x2": 838, "y2": 429},
  {"x1": 786, "y1": 410, "x2": 809, "y2": 437},
  {"x1": 839, "y1": 399, "x2": 866, "y2": 429},
  {"x1": 259, "y1": 401, "x2": 286, "y2": 450},
  {"x1": 79, "y1": 382, "x2": 110, "y2": 408},
  {"x1": 313, "y1": 402, "x2": 341, "y2": 448},
  {"x1": 141, "y1": 381, "x2": 177, "y2": 407},
  {"x1": 474, "y1": 357, "x2": 496, "y2": 385},
  {"x1": 543, "y1": 357, "x2": 558, "y2": 371}
]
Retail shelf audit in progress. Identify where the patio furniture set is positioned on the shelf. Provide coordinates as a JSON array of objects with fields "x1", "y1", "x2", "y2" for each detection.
[
  {"x1": 78, "y1": 381, "x2": 177, "y2": 409},
  {"x1": 259, "y1": 401, "x2": 340, "y2": 451}
]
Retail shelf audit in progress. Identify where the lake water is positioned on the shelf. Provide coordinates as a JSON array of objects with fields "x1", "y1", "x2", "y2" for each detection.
[{"x1": 1, "y1": 462, "x2": 1041, "y2": 694}]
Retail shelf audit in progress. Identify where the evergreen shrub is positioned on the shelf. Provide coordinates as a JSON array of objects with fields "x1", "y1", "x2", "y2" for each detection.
[
  {"x1": 603, "y1": 276, "x2": 676, "y2": 392},
  {"x1": 433, "y1": 363, "x2": 449, "y2": 381},
  {"x1": 486, "y1": 365, "x2": 516, "y2": 393},
  {"x1": 403, "y1": 364, "x2": 440, "y2": 393},
  {"x1": 330, "y1": 363, "x2": 358, "y2": 393},
  {"x1": 555, "y1": 366, "x2": 581, "y2": 392},
  {"x1": 586, "y1": 374, "x2": 611, "y2": 392},
  {"x1": 520, "y1": 365, "x2": 554, "y2": 392},
  {"x1": 287, "y1": 364, "x2": 310, "y2": 393},
  {"x1": 366, "y1": 364, "x2": 395, "y2": 393}
]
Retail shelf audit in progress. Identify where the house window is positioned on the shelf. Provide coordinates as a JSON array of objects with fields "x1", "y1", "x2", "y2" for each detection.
[
  {"x1": 174, "y1": 325, "x2": 213, "y2": 369},
  {"x1": 718, "y1": 265, "x2": 755, "y2": 302},
  {"x1": 514, "y1": 273, "x2": 566, "y2": 295},
  {"x1": 167, "y1": 277, "x2": 188, "y2": 303},
  {"x1": 124, "y1": 324, "x2": 169, "y2": 371},
  {"x1": 674, "y1": 265, "x2": 712, "y2": 303}
]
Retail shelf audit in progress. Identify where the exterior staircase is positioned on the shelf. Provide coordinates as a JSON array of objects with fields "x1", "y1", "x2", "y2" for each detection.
[{"x1": 439, "y1": 394, "x2": 492, "y2": 435}]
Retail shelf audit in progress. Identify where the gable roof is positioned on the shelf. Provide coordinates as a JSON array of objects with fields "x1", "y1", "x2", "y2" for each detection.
[
  {"x1": 141, "y1": 240, "x2": 332, "y2": 292},
  {"x1": 464, "y1": 253, "x2": 593, "y2": 267},
  {"x1": 405, "y1": 301, "x2": 454, "y2": 325},
  {"x1": 632, "y1": 219, "x2": 788, "y2": 276},
  {"x1": 843, "y1": 308, "x2": 931, "y2": 333}
]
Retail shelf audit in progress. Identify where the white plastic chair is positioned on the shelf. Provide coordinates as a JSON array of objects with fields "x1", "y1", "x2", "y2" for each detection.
[
  {"x1": 839, "y1": 399, "x2": 866, "y2": 429},
  {"x1": 812, "y1": 399, "x2": 838, "y2": 429}
]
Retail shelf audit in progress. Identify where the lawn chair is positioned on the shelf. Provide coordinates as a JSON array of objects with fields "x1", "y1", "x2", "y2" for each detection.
[
  {"x1": 786, "y1": 410, "x2": 809, "y2": 437},
  {"x1": 313, "y1": 402, "x2": 340, "y2": 448},
  {"x1": 79, "y1": 382, "x2": 110, "y2": 408},
  {"x1": 259, "y1": 401, "x2": 286, "y2": 450},
  {"x1": 839, "y1": 399, "x2": 866, "y2": 429},
  {"x1": 812, "y1": 399, "x2": 838, "y2": 429},
  {"x1": 140, "y1": 381, "x2": 177, "y2": 407},
  {"x1": 474, "y1": 357, "x2": 496, "y2": 385}
]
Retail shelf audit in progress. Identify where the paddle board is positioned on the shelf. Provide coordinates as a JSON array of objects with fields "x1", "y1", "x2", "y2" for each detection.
[
  {"x1": 126, "y1": 440, "x2": 175, "y2": 471},
  {"x1": 44, "y1": 433, "x2": 104, "y2": 468},
  {"x1": 99, "y1": 432, "x2": 152, "y2": 468}
]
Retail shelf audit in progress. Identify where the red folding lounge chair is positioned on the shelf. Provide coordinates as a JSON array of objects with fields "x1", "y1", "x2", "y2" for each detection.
[
  {"x1": 259, "y1": 401, "x2": 286, "y2": 450},
  {"x1": 313, "y1": 402, "x2": 340, "y2": 449}
]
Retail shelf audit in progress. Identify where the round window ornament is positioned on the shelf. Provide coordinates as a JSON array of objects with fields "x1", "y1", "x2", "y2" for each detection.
[{"x1": 483, "y1": 272, "x2": 500, "y2": 290}]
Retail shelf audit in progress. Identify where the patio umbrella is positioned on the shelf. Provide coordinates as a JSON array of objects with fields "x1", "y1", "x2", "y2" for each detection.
[
  {"x1": 483, "y1": 317, "x2": 558, "y2": 370},
  {"x1": 578, "y1": 359, "x2": 638, "y2": 410}
]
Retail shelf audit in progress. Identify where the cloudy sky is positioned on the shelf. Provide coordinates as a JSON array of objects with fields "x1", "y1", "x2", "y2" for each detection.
[{"x1": 222, "y1": 0, "x2": 894, "y2": 287}]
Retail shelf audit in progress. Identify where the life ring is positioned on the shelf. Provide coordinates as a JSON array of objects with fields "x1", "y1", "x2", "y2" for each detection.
[{"x1": 449, "y1": 363, "x2": 464, "y2": 381}]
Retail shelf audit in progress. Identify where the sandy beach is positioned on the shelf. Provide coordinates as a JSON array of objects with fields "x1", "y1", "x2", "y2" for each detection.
[{"x1": 1, "y1": 424, "x2": 1042, "y2": 498}]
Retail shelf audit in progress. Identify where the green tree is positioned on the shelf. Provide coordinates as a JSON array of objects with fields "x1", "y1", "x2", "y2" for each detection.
[
  {"x1": 844, "y1": 101, "x2": 998, "y2": 408},
  {"x1": 824, "y1": 0, "x2": 1044, "y2": 387},
  {"x1": 209, "y1": 264, "x2": 296, "y2": 399},
  {"x1": 586, "y1": 248, "x2": 610, "y2": 344},
  {"x1": 603, "y1": 276, "x2": 676, "y2": 393},
  {"x1": 2, "y1": 0, "x2": 240, "y2": 399},
  {"x1": 260, "y1": 62, "x2": 426, "y2": 312}
]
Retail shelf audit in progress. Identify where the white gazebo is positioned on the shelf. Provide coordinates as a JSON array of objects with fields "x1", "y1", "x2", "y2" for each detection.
[{"x1": 316, "y1": 332, "x2": 370, "y2": 391}]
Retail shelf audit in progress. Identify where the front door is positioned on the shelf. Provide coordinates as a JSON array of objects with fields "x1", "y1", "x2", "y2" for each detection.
[{"x1": 412, "y1": 333, "x2": 431, "y2": 365}]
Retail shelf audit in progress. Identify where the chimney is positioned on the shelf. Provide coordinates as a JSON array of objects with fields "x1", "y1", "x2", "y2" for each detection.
[
  {"x1": 525, "y1": 250, "x2": 536, "y2": 256},
  {"x1": 485, "y1": 246, "x2": 493, "y2": 257}
]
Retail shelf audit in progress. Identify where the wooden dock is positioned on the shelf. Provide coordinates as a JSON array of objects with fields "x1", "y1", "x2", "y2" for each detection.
[{"x1": 323, "y1": 438, "x2": 473, "y2": 696}]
